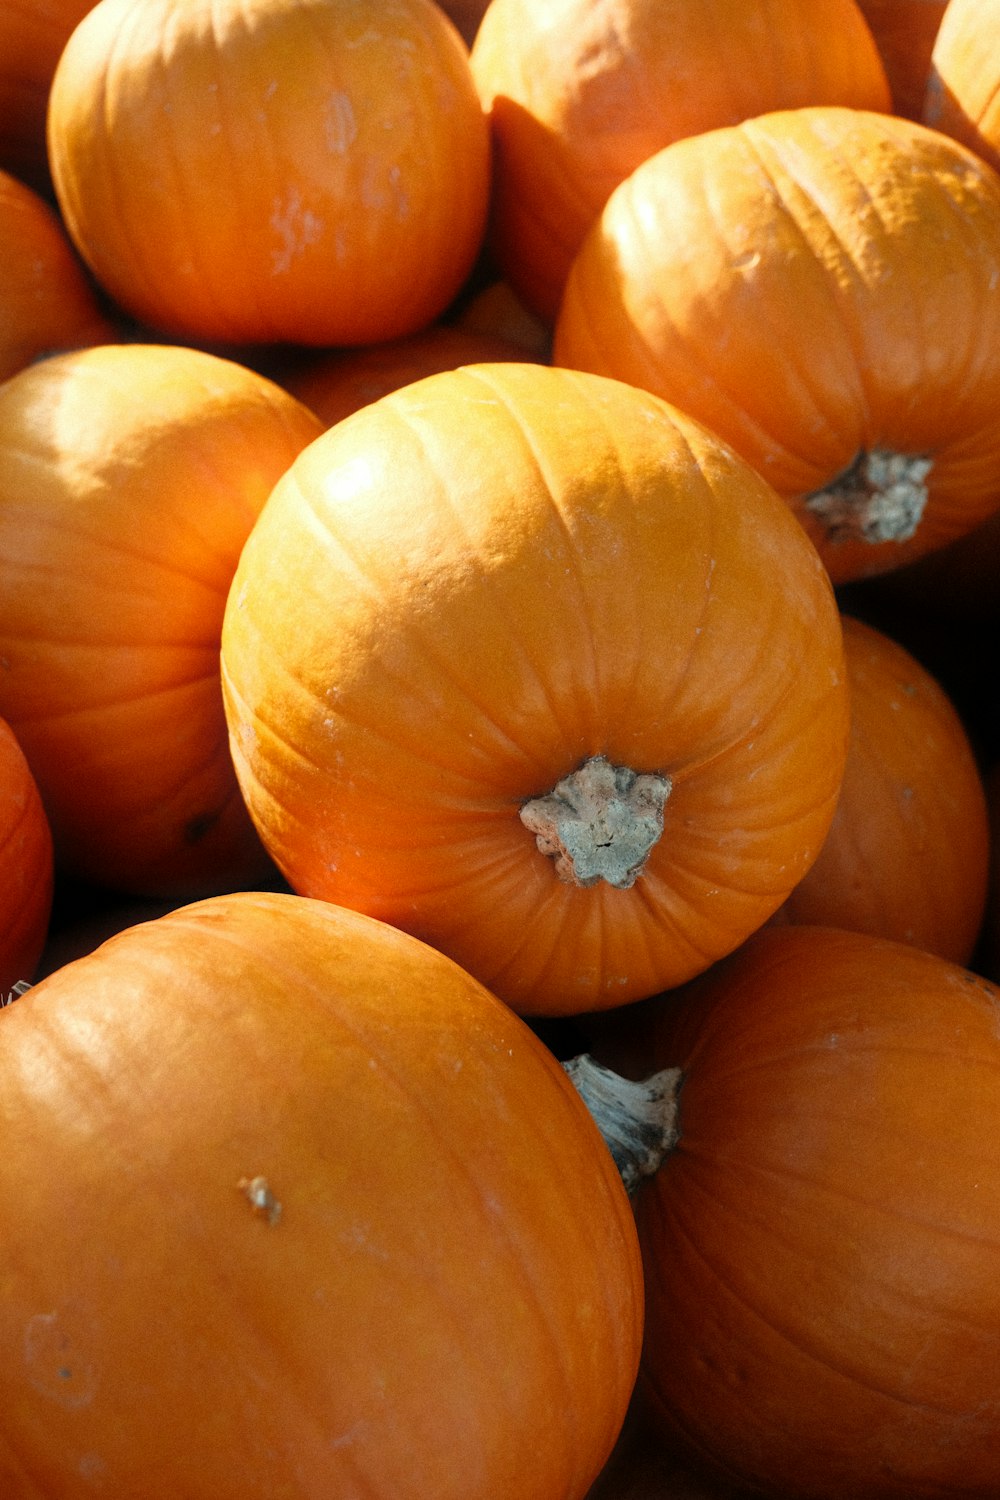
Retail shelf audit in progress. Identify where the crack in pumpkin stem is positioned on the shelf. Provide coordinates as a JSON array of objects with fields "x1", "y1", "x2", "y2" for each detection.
[
  {"x1": 563, "y1": 1053, "x2": 681, "y2": 1194},
  {"x1": 805, "y1": 448, "x2": 932, "y2": 544},
  {"x1": 519, "y1": 755, "x2": 671, "y2": 889}
]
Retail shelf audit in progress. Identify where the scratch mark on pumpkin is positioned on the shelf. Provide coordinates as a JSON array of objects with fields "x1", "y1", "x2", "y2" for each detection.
[
  {"x1": 239, "y1": 1174, "x2": 282, "y2": 1225},
  {"x1": 325, "y1": 91, "x2": 358, "y2": 153},
  {"x1": 270, "y1": 189, "x2": 323, "y2": 275}
]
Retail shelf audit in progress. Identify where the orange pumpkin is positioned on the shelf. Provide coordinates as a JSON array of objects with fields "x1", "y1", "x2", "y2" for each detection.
[
  {"x1": 455, "y1": 277, "x2": 554, "y2": 360},
  {"x1": 0, "y1": 342, "x2": 323, "y2": 898},
  {"x1": 773, "y1": 613, "x2": 989, "y2": 964},
  {"x1": 279, "y1": 324, "x2": 530, "y2": 428},
  {"x1": 0, "y1": 0, "x2": 98, "y2": 193},
  {"x1": 0, "y1": 715, "x2": 53, "y2": 996},
  {"x1": 470, "y1": 0, "x2": 891, "y2": 322},
  {"x1": 924, "y1": 0, "x2": 1000, "y2": 173},
  {"x1": 47, "y1": 0, "x2": 491, "y2": 347},
  {"x1": 0, "y1": 889, "x2": 642, "y2": 1498},
  {"x1": 0, "y1": 167, "x2": 116, "y2": 384},
  {"x1": 624, "y1": 924, "x2": 1000, "y2": 1497},
  {"x1": 220, "y1": 361, "x2": 849, "y2": 1017},
  {"x1": 856, "y1": 0, "x2": 948, "y2": 117},
  {"x1": 554, "y1": 106, "x2": 1000, "y2": 585}
]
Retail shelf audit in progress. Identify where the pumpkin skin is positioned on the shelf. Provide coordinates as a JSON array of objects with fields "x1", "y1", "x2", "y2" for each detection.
[
  {"x1": 0, "y1": 716, "x2": 53, "y2": 997},
  {"x1": 773, "y1": 613, "x2": 989, "y2": 964},
  {"x1": 554, "y1": 106, "x2": 1000, "y2": 585},
  {"x1": 279, "y1": 324, "x2": 530, "y2": 428},
  {"x1": 0, "y1": 889, "x2": 642, "y2": 1499},
  {"x1": 47, "y1": 0, "x2": 491, "y2": 347},
  {"x1": 0, "y1": 168, "x2": 116, "y2": 384},
  {"x1": 635, "y1": 924, "x2": 1000, "y2": 1498},
  {"x1": 470, "y1": 0, "x2": 891, "y2": 322},
  {"x1": 923, "y1": 0, "x2": 1000, "y2": 174},
  {"x1": 0, "y1": 0, "x2": 98, "y2": 193},
  {"x1": 856, "y1": 0, "x2": 948, "y2": 118},
  {"x1": 0, "y1": 342, "x2": 323, "y2": 898},
  {"x1": 220, "y1": 361, "x2": 849, "y2": 1017}
]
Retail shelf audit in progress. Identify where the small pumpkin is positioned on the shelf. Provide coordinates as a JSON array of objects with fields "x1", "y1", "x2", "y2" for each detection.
[
  {"x1": 923, "y1": 0, "x2": 1000, "y2": 174},
  {"x1": 0, "y1": 715, "x2": 53, "y2": 997},
  {"x1": 555, "y1": 106, "x2": 1000, "y2": 584},
  {"x1": 0, "y1": 889, "x2": 642, "y2": 1498},
  {"x1": 470, "y1": 0, "x2": 891, "y2": 321},
  {"x1": 0, "y1": 0, "x2": 98, "y2": 193},
  {"x1": 856, "y1": 0, "x2": 948, "y2": 118},
  {"x1": 578, "y1": 924, "x2": 1000, "y2": 1497},
  {"x1": 279, "y1": 324, "x2": 530, "y2": 429},
  {"x1": 47, "y1": 0, "x2": 491, "y2": 347},
  {"x1": 0, "y1": 167, "x2": 116, "y2": 384},
  {"x1": 773, "y1": 613, "x2": 989, "y2": 965},
  {"x1": 0, "y1": 342, "x2": 323, "y2": 897},
  {"x1": 221, "y1": 361, "x2": 849, "y2": 1016}
]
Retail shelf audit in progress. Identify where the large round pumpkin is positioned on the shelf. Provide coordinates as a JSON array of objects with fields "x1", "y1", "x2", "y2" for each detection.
[
  {"x1": 773, "y1": 612, "x2": 989, "y2": 964},
  {"x1": 0, "y1": 342, "x2": 323, "y2": 897},
  {"x1": 554, "y1": 105, "x2": 1000, "y2": 584},
  {"x1": 629, "y1": 923, "x2": 1000, "y2": 1497},
  {"x1": 0, "y1": 167, "x2": 116, "y2": 384},
  {"x1": 47, "y1": 0, "x2": 491, "y2": 346},
  {"x1": 0, "y1": 715, "x2": 53, "y2": 997},
  {"x1": 220, "y1": 361, "x2": 849, "y2": 1016},
  {"x1": 470, "y1": 0, "x2": 891, "y2": 322},
  {"x1": 0, "y1": 889, "x2": 642, "y2": 1498}
]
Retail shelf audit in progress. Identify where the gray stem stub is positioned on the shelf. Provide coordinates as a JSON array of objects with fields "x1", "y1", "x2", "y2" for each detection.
[
  {"x1": 520, "y1": 754, "x2": 671, "y2": 889},
  {"x1": 805, "y1": 448, "x2": 932, "y2": 544},
  {"x1": 563, "y1": 1053, "x2": 681, "y2": 1195}
]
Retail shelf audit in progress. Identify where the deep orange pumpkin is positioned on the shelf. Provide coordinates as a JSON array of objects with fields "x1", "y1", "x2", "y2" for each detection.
[
  {"x1": 631, "y1": 924, "x2": 1000, "y2": 1497},
  {"x1": 0, "y1": 167, "x2": 116, "y2": 384},
  {"x1": 0, "y1": 342, "x2": 323, "y2": 898},
  {"x1": 554, "y1": 106, "x2": 1000, "y2": 585},
  {"x1": 0, "y1": 0, "x2": 98, "y2": 193},
  {"x1": 220, "y1": 361, "x2": 849, "y2": 1017},
  {"x1": 0, "y1": 889, "x2": 642, "y2": 1498},
  {"x1": 856, "y1": 0, "x2": 948, "y2": 117},
  {"x1": 923, "y1": 0, "x2": 1000, "y2": 173},
  {"x1": 47, "y1": 0, "x2": 491, "y2": 347},
  {"x1": 0, "y1": 716, "x2": 53, "y2": 997},
  {"x1": 470, "y1": 0, "x2": 891, "y2": 322},
  {"x1": 279, "y1": 324, "x2": 530, "y2": 428},
  {"x1": 773, "y1": 613, "x2": 989, "y2": 964}
]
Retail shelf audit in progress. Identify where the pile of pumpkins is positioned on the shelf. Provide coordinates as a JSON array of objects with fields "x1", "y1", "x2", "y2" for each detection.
[{"x1": 2, "y1": 0, "x2": 1000, "y2": 1495}]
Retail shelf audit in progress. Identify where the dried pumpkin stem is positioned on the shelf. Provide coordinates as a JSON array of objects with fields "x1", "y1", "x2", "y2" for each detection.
[
  {"x1": 805, "y1": 448, "x2": 932, "y2": 544},
  {"x1": 520, "y1": 754, "x2": 671, "y2": 889},
  {"x1": 564, "y1": 1053, "x2": 680, "y2": 1195}
]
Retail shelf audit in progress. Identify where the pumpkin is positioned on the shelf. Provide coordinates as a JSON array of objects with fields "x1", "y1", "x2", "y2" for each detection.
[
  {"x1": 470, "y1": 0, "x2": 891, "y2": 322},
  {"x1": 455, "y1": 277, "x2": 554, "y2": 360},
  {"x1": 279, "y1": 324, "x2": 531, "y2": 429},
  {"x1": 923, "y1": 0, "x2": 1000, "y2": 174},
  {"x1": 0, "y1": 342, "x2": 323, "y2": 898},
  {"x1": 0, "y1": 716, "x2": 53, "y2": 997},
  {"x1": 773, "y1": 613, "x2": 989, "y2": 965},
  {"x1": 0, "y1": 888, "x2": 642, "y2": 1498},
  {"x1": 0, "y1": 0, "x2": 98, "y2": 193},
  {"x1": 46, "y1": 0, "x2": 491, "y2": 347},
  {"x1": 554, "y1": 106, "x2": 1000, "y2": 585},
  {"x1": 581, "y1": 924, "x2": 1000, "y2": 1497},
  {"x1": 220, "y1": 361, "x2": 849, "y2": 1017},
  {"x1": 856, "y1": 0, "x2": 948, "y2": 118},
  {"x1": 0, "y1": 167, "x2": 116, "y2": 384}
]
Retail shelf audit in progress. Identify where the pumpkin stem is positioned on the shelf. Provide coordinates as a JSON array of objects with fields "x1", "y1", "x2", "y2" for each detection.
[
  {"x1": 563, "y1": 1053, "x2": 680, "y2": 1194},
  {"x1": 520, "y1": 755, "x2": 671, "y2": 889},
  {"x1": 805, "y1": 448, "x2": 932, "y2": 544}
]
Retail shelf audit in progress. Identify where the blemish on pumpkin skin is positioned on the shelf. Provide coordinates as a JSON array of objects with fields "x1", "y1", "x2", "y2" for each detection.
[
  {"x1": 24, "y1": 1310, "x2": 98, "y2": 1410},
  {"x1": 239, "y1": 1174, "x2": 282, "y2": 1226}
]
